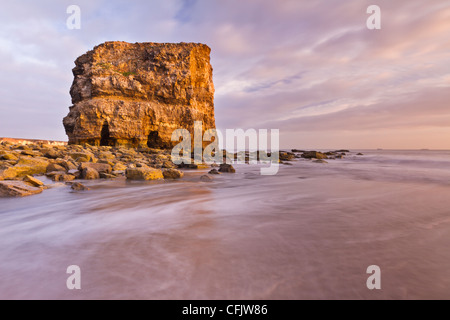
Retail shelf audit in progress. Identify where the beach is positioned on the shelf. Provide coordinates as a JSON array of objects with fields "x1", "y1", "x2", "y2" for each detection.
[{"x1": 1, "y1": 150, "x2": 450, "y2": 299}]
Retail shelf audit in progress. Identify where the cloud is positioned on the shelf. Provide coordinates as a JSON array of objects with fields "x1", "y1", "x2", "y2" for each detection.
[{"x1": 0, "y1": 0, "x2": 449, "y2": 148}]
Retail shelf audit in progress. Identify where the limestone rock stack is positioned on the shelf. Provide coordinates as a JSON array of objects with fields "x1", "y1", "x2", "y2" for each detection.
[{"x1": 63, "y1": 41, "x2": 215, "y2": 148}]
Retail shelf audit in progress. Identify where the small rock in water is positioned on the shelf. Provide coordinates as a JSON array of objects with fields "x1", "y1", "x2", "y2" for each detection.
[
  {"x1": 357, "y1": 153, "x2": 364, "y2": 156},
  {"x1": 313, "y1": 159, "x2": 328, "y2": 164},
  {"x1": 218, "y1": 164, "x2": 235, "y2": 173},
  {"x1": 177, "y1": 163, "x2": 199, "y2": 169},
  {"x1": 200, "y1": 175, "x2": 213, "y2": 182},
  {"x1": 69, "y1": 182, "x2": 90, "y2": 191},
  {"x1": 301, "y1": 151, "x2": 328, "y2": 160},
  {"x1": 162, "y1": 168, "x2": 184, "y2": 179},
  {"x1": 208, "y1": 169, "x2": 221, "y2": 174},
  {"x1": 279, "y1": 152, "x2": 295, "y2": 161}
]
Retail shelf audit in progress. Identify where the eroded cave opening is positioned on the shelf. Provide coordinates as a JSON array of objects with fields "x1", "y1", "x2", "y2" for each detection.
[
  {"x1": 100, "y1": 121, "x2": 114, "y2": 146},
  {"x1": 147, "y1": 131, "x2": 164, "y2": 148}
]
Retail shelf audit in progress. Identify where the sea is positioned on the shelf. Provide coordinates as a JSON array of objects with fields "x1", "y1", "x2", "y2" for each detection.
[{"x1": 1, "y1": 149, "x2": 450, "y2": 299}]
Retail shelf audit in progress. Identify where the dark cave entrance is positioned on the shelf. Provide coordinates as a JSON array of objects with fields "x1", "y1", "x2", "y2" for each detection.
[
  {"x1": 100, "y1": 121, "x2": 113, "y2": 146},
  {"x1": 147, "y1": 131, "x2": 164, "y2": 148}
]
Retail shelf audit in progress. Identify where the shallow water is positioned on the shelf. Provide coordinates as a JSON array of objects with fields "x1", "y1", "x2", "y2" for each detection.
[{"x1": 1, "y1": 150, "x2": 450, "y2": 299}]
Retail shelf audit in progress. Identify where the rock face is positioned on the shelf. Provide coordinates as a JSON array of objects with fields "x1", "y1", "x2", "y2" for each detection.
[{"x1": 63, "y1": 41, "x2": 216, "y2": 148}]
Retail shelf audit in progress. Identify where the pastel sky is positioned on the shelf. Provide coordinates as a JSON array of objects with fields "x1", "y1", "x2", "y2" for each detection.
[{"x1": 0, "y1": 0, "x2": 449, "y2": 149}]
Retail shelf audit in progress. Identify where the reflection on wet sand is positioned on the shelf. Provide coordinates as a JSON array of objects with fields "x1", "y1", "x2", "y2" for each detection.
[{"x1": 1, "y1": 150, "x2": 450, "y2": 299}]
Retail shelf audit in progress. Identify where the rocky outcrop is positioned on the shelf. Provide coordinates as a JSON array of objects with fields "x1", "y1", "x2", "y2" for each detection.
[
  {"x1": 0, "y1": 138, "x2": 66, "y2": 146},
  {"x1": 63, "y1": 41, "x2": 215, "y2": 148},
  {"x1": 0, "y1": 140, "x2": 227, "y2": 197}
]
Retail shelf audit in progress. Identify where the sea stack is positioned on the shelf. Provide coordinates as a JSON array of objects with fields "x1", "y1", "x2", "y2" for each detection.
[{"x1": 63, "y1": 41, "x2": 215, "y2": 148}]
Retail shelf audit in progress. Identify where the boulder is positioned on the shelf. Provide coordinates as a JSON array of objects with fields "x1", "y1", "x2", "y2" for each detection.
[
  {"x1": 81, "y1": 167, "x2": 100, "y2": 180},
  {"x1": 0, "y1": 153, "x2": 18, "y2": 161},
  {"x1": 279, "y1": 152, "x2": 295, "y2": 161},
  {"x1": 177, "y1": 163, "x2": 199, "y2": 169},
  {"x1": 335, "y1": 150, "x2": 350, "y2": 153},
  {"x1": 57, "y1": 160, "x2": 78, "y2": 171},
  {"x1": 162, "y1": 160, "x2": 176, "y2": 169},
  {"x1": 69, "y1": 182, "x2": 90, "y2": 191},
  {"x1": 42, "y1": 149, "x2": 60, "y2": 159},
  {"x1": 98, "y1": 151, "x2": 116, "y2": 160},
  {"x1": 126, "y1": 166, "x2": 163, "y2": 180},
  {"x1": 20, "y1": 150, "x2": 39, "y2": 157},
  {"x1": 15, "y1": 145, "x2": 31, "y2": 151},
  {"x1": 23, "y1": 175, "x2": 45, "y2": 187},
  {"x1": 218, "y1": 164, "x2": 236, "y2": 173},
  {"x1": 0, "y1": 181, "x2": 43, "y2": 197},
  {"x1": 79, "y1": 162, "x2": 112, "y2": 174},
  {"x1": 46, "y1": 163, "x2": 67, "y2": 173},
  {"x1": 51, "y1": 173, "x2": 76, "y2": 182},
  {"x1": 99, "y1": 172, "x2": 116, "y2": 179},
  {"x1": 113, "y1": 162, "x2": 127, "y2": 171},
  {"x1": 69, "y1": 152, "x2": 95, "y2": 162},
  {"x1": 0, "y1": 157, "x2": 50, "y2": 179},
  {"x1": 162, "y1": 168, "x2": 184, "y2": 179},
  {"x1": 208, "y1": 169, "x2": 221, "y2": 174},
  {"x1": 301, "y1": 151, "x2": 328, "y2": 160},
  {"x1": 200, "y1": 175, "x2": 213, "y2": 182}
]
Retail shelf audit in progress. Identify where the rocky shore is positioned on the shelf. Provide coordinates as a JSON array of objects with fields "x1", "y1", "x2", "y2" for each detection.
[
  {"x1": 0, "y1": 140, "x2": 356, "y2": 197},
  {"x1": 0, "y1": 141, "x2": 191, "y2": 197}
]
